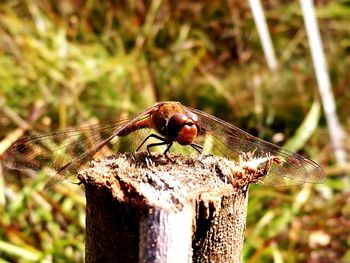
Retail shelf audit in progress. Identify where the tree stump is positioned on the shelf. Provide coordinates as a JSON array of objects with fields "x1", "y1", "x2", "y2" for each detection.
[{"x1": 78, "y1": 152, "x2": 268, "y2": 263}]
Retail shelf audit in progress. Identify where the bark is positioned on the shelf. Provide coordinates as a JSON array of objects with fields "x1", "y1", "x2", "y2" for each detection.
[{"x1": 78, "y1": 152, "x2": 264, "y2": 263}]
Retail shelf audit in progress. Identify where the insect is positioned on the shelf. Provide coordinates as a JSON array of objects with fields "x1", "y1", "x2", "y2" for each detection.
[{"x1": 2, "y1": 101, "x2": 326, "y2": 188}]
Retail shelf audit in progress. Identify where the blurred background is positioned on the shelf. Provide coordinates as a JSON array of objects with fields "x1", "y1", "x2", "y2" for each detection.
[{"x1": 0, "y1": 0, "x2": 350, "y2": 262}]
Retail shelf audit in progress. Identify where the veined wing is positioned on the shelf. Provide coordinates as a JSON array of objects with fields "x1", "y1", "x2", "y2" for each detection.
[
  {"x1": 3, "y1": 105, "x2": 157, "y2": 189},
  {"x1": 186, "y1": 106, "x2": 326, "y2": 186}
]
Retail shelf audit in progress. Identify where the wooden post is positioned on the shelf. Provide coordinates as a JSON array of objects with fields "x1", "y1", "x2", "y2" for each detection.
[{"x1": 78, "y1": 152, "x2": 266, "y2": 263}]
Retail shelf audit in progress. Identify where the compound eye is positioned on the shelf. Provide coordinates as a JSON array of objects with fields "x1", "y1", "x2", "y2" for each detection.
[
  {"x1": 186, "y1": 111, "x2": 198, "y2": 122},
  {"x1": 186, "y1": 111, "x2": 201, "y2": 134},
  {"x1": 186, "y1": 111, "x2": 200, "y2": 130},
  {"x1": 167, "y1": 113, "x2": 187, "y2": 139},
  {"x1": 167, "y1": 113, "x2": 198, "y2": 145},
  {"x1": 169, "y1": 113, "x2": 187, "y2": 126}
]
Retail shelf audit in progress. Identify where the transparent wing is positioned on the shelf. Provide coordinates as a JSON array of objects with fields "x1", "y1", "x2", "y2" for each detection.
[
  {"x1": 3, "y1": 106, "x2": 157, "y2": 188},
  {"x1": 186, "y1": 106, "x2": 326, "y2": 186}
]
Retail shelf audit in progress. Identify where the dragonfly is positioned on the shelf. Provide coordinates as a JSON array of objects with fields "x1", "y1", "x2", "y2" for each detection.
[{"x1": 2, "y1": 101, "x2": 326, "y2": 188}]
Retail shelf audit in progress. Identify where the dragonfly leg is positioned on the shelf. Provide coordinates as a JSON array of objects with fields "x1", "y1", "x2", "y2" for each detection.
[
  {"x1": 136, "y1": 133, "x2": 175, "y2": 162},
  {"x1": 146, "y1": 141, "x2": 173, "y2": 162},
  {"x1": 190, "y1": 143, "x2": 210, "y2": 168},
  {"x1": 162, "y1": 141, "x2": 173, "y2": 156},
  {"x1": 146, "y1": 140, "x2": 172, "y2": 155},
  {"x1": 190, "y1": 143, "x2": 203, "y2": 154},
  {"x1": 136, "y1": 133, "x2": 168, "y2": 152}
]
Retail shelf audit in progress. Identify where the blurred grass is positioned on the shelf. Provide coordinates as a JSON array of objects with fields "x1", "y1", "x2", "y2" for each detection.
[{"x1": 0, "y1": 0, "x2": 349, "y2": 262}]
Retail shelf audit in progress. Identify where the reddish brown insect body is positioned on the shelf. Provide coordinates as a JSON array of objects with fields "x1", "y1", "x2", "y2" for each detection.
[
  {"x1": 117, "y1": 102, "x2": 201, "y2": 150},
  {"x1": 3, "y1": 101, "x2": 326, "y2": 188}
]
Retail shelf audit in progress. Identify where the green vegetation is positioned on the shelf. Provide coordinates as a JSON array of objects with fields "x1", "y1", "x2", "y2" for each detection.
[{"x1": 0, "y1": 0, "x2": 349, "y2": 262}]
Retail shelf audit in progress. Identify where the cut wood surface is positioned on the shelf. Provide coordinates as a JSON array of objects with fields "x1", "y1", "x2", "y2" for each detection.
[{"x1": 78, "y1": 152, "x2": 266, "y2": 263}]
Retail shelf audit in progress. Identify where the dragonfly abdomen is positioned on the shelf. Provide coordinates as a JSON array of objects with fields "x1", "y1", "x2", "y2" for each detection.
[{"x1": 117, "y1": 117, "x2": 152, "y2": 137}]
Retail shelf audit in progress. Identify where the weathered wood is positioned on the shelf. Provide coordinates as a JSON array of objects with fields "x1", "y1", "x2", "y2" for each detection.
[
  {"x1": 78, "y1": 152, "x2": 265, "y2": 263},
  {"x1": 139, "y1": 204, "x2": 193, "y2": 263},
  {"x1": 192, "y1": 190, "x2": 248, "y2": 263}
]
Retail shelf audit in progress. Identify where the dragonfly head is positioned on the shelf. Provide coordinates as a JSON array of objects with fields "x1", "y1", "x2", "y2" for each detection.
[{"x1": 167, "y1": 112, "x2": 200, "y2": 145}]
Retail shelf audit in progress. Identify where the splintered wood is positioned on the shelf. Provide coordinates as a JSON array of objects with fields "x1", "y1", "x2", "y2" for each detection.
[{"x1": 78, "y1": 152, "x2": 273, "y2": 263}]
